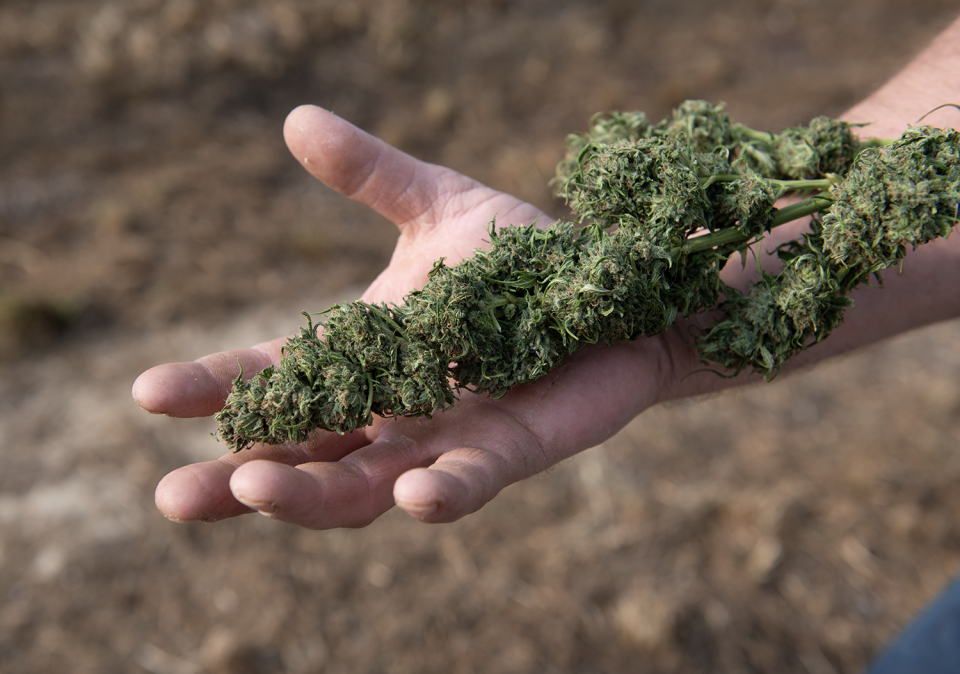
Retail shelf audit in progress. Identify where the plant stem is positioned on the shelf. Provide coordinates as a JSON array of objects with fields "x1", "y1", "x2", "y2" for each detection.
[
  {"x1": 679, "y1": 194, "x2": 834, "y2": 258},
  {"x1": 769, "y1": 195, "x2": 834, "y2": 227},
  {"x1": 768, "y1": 177, "x2": 836, "y2": 195},
  {"x1": 703, "y1": 175, "x2": 834, "y2": 195}
]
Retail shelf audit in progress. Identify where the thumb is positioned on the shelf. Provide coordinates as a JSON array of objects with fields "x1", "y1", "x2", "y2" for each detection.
[{"x1": 283, "y1": 104, "x2": 477, "y2": 229}]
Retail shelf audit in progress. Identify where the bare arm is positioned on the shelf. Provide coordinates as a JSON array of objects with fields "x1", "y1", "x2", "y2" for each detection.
[{"x1": 844, "y1": 15, "x2": 960, "y2": 139}]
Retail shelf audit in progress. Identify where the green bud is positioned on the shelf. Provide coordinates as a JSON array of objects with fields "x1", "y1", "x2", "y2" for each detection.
[{"x1": 215, "y1": 104, "x2": 958, "y2": 450}]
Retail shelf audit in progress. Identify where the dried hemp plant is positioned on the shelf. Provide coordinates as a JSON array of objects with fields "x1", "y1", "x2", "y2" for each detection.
[{"x1": 216, "y1": 101, "x2": 960, "y2": 451}]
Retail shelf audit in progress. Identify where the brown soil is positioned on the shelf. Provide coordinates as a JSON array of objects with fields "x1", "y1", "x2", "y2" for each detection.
[{"x1": 2, "y1": 1, "x2": 959, "y2": 672}]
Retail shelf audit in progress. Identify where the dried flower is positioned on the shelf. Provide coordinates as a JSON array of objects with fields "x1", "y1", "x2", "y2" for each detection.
[
  {"x1": 697, "y1": 125, "x2": 959, "y2": 378},
  {"x1": 216, "y1": 103, "x2": 959, "y2": 450}
]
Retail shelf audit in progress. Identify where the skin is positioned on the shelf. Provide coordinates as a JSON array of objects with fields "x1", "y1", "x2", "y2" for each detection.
[{"x1": 133, "y1": 15, "x2": 960, "y2": 529}]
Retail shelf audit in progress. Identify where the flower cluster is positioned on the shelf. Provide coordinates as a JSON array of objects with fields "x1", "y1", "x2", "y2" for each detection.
[
  {"x1": 697, "y1": 126, "x2": 960, "y2": 377},
  {"x1": 216, "y1": 102, "x2": 958, "y2": 450}
]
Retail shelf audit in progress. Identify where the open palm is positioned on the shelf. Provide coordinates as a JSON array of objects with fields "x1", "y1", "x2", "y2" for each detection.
[{"x1": 133, "y1": 105, "x2": 702, "y2": 529}]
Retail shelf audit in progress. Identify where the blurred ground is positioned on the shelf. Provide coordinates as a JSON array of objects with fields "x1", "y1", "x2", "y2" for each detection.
[{"x1": 2, "y1": 1, "x2": 960, "y2": 672}]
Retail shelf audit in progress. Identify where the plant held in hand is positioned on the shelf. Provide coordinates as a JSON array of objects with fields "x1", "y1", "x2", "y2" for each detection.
[{"x1": 215, "y1": 101, "x2": 959, "y2": 451}]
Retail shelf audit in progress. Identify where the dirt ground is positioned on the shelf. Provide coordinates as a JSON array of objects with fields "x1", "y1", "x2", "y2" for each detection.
[{"x1": 2, "y1": 1, "x2": 960, "y2": 672}]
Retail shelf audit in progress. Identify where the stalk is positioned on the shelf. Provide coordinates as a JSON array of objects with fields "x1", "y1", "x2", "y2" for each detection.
[{"x1": 680, "y1": 191, "x2": 836, "y2": 258}]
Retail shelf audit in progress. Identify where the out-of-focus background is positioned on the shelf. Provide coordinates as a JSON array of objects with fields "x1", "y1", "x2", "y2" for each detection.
[{"x1": 2, "y1": 1, "x2": 960, "y2": 672}]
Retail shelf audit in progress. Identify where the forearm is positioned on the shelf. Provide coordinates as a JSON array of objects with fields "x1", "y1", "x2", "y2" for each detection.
[{"x1": 844, "y1": 13, "x2": 960, "y2": 139}]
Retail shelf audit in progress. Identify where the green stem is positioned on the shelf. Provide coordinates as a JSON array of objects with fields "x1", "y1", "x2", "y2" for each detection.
[
  {"x1": 701, "y1": 173, "x2": 741, "y2": 189},
  {"x1": 769, "y1": 195, "x2": 834, "y2": 227},
  {"x1": 679, "y1": 194, "x2": 835, "y2": 257},
  {"x1": 732, "y1": 124, "x2": 776, "y2": 144},
  {"x1": 768, "y1": 177, "x2": 835, "y2": 193},
  {"x1": 703, "y1": 175, "x2": 835, "y2": 195},
  {"x1": 680, "y1": 228, "x2": 751, "y2": 256}
]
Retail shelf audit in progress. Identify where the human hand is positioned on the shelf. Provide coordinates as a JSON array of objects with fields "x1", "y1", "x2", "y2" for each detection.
[{"x1": 133, "y1": 105, "x2": 703, "y2": 528}]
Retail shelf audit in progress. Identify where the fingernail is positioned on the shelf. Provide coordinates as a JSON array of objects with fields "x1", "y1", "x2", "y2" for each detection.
[
  {"x1": 237, "y1": 499, "x2": 277, "y2": 516},
  {"x1": 396, "y1": 499, "x2": 438, "y2": 518}
]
